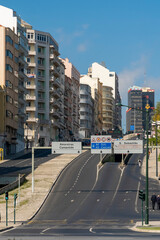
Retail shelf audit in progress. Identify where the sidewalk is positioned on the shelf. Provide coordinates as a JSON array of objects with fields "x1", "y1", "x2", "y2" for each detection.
[
  {"x1": 133, "y1": 147, "x2": 160, "y2": 231},
  {"x1": 0, "y1": 152, "x2": 82, "y2": 230}
]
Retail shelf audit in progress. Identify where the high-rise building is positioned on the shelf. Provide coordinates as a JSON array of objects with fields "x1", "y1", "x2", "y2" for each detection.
[
  {"x1": 88, "y1": 62, "x2": 121, "y2": 131},
  {"x1": 126, "y1": 86, "x2": 155, "y2": 133},
  {"x1": 80, "y1": 75, "x2": 103, "y2": 135},
  {"x1": 24, "y1": 22, "x2": 65, "y2": 146},
  {"x1": 0, "y1": 25, "x2": 19, "y2": 155},
  {"x1": 79, "y1": 83, "x2": 94, "y2": 138},
  {"x1": 0, "y1": 5, "x2": 28, "y2": 153},
  {"x1": 60, "y1": 58, "x2": 80, "y2": 141}
]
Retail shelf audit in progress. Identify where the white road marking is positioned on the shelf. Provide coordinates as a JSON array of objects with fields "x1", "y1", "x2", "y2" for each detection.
[
  {"x1": 40, "y1": 228, "x2": 50, "y2": 234},
  {"x1": 71, "y1": 199, "x2": 74, "y2": 202},
  {"x1": 111, "y1": 168, "x2": 124, "y2": 203},
  {"x1": 89, "y1": 227, "x2": 96, "y2": 234},
  {"x1": 135, "y1": 178, "x2": 141, "y2": 213},
  {"x1": 97, "y1": 199, "x2": 100, "y2": 202}
]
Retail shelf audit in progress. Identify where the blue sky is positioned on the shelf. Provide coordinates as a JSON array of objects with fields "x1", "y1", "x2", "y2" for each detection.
[{"x1": 1, "y1": 0, "x2": 160, "y2": 130}]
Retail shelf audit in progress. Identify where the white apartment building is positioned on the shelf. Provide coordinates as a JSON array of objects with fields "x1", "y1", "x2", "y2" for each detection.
[
  {"x1": 79, "y1": 83, "x2": 94, "y2": 138},
  {"x1": 80, "y1": 75, "x2": 103, "y2": 135},
  {"x1": 88, "y1": 62, "x2": 121, "y2": 130},
  {"x1": 60, "y1": 58, "x2": 80, "y2": 140},
  {"x1": 0, "y1": 5, "x2": 28, "y2": 153},
  {"x1": 23, "y1": 22, "x2": 65, "y2": 146}
]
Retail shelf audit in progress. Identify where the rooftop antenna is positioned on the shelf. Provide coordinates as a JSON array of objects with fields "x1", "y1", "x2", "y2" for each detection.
[{"x1": 144, "y1": 71, "x2": 147, "y2": 87}]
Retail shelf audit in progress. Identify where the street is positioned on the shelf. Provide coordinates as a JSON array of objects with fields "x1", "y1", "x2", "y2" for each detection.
[{"x1": 1, "y1": 150, "x2": 160, "y2": 239}]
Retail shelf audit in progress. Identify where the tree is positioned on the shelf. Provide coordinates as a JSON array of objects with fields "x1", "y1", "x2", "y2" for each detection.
[{"x1": 152, "y1": 102, "x2": 160, "y2": 121}]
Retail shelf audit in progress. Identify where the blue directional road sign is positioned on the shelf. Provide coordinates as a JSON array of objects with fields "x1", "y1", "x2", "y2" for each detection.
[{"x1": 91, "y1": 135, "x2": 112, "y2": 154}]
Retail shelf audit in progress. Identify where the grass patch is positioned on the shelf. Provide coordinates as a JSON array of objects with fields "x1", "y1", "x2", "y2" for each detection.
[
  {"x1": 20, "y1": 199, "x2": 29, "y2": 207},
  {"x1": 20, "y1": 179, "x2": 31, "y2": 189}
]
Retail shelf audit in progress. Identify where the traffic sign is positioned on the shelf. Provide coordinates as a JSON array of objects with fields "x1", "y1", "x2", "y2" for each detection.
[
  {"x1": 52, "y1": 142, "x2": 81, "y2": 154},
  {"x1": 114, "y1": 140, "x2": 143, "y2": 154},
  {"x1": 91, "y1": 135, "x2": 112, "y2": 154}
]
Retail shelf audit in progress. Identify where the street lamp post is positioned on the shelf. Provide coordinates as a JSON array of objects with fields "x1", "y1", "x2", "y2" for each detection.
[{"x1": 116, "y1": 102, "x2": 150, "y2": 225}]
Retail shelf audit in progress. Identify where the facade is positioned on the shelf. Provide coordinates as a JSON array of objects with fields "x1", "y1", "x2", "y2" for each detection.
[
  {"x1": 80, "y1": 75, "x2": 103, "y2": 135},
  {"x1": 88, "y1": 62, "x2": 121, "y2": 130},
  {"x1": 24, "y1": 22, "x2": 65, "y2": 146},
  {"x1": 102, "y1": 86, "x2": 114, "y2": 132},
  {"x1": 126, "y1": 86, "x2": 155, "y2": 133},
  {"x1": 0, "y1": 26, "x2": 19, "y2": 155},
  {"x1": 0, "y1": 5, "x2": 28, "y2": 153},
  {"x1": 61, "y1": 58, "x2": 80, "y2": 141},
  {"x1": 79, "y1": 83, "x2": 94, "y2": 138}
]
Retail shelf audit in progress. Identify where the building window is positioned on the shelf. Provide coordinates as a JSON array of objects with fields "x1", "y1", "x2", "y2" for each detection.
[
  {"x1": 6, "y1": 110, "x2": 13, "y2": 118},
  {"x1": 6, "y1": 80, "x2": 13, "y2": 88},
  {"x1": 6, "y1": 49, "x2": 13, "y2": 59},
  {"x1": 6, "y1": 64, "x2": 13, "y2": 73},
  {"x1": 14, "y1": 43, "x2": 19, "y2": 50},
  {"x1": 27, "y1": 57, "x2": 31, "y2": 63},
  {"x1": 15, "y1": 56, "x2": 19, "y2": 63},
  {"x1": 6, "y1": 95, "x2": 13, "y2": 104},
  {"x1": 6, "y1": 35, "x2": 13, "y2": 45}
]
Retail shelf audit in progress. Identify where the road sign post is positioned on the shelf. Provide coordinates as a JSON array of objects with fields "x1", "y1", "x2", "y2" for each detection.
[
  {"x1": 14, "y1": 193, "x2": 17, "y2": 224},
  {"x1": 5, "y1": 192, "x2": 8, "y2": 226}
]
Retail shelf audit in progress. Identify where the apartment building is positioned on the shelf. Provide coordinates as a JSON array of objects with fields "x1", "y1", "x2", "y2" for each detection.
[
  {"x1": 61, "y1": 58, "x2": 80, "y2": 140},
  {"x1": 23, "y1": 22, "x2": 65, "y2": 146},
  {"x1": 102, "y1": 86, "x2": 114, "y2": 131},
  {"x1": 80, "y1": 75, "x2": 103, "y2": 135},
  {"x1": 88, "y1": 62, "x2": 121, "y2": 131},
  {"x1": 79, "y1": 83, "x2": 94, "y2": 138},
  {"x1": 0, "y1": 25, "x2": 19, "y2": 155},
  {"x1": 0, "y1": 5, "x2": 28, "y2": 153},
  {"x1": 126, "y1": 86, "x2": 155, "y2": 133}
]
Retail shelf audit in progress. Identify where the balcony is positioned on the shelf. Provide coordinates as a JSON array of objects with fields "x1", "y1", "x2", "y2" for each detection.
[
  {"x1": 28, "y1": 39, "x2": 36, "y2": 44},
  {"x1": 53, "y1": 90, "x2": 60, "y2": 98},
  {"x1": 38, "y1": 85, "x2": 45, "y2": 91},
  {"x1": 52, "y1": 111, "x2": 60, "y2": 119},
  {"x1": 53, "y1": 101, "x2": 60, "y2": 108},
  {"x1": 28, "y1": 62, "x2": 36, "y2": 67},
  {"x1": 27, "y1": 73, "x2": 36, "y2": 79},
  {"x1": 38, "y1": 64, "x2": 45, "y2": 70},
  {"x1": 26, "y1": 106, "x2": 36, "y2": 111},
  {"x1": 50, "y1": 97, "x2": 54, "y2": 103},
  {"x1": 26, "y1": 95, "x2": 36, "y2": 101},
  {"x1": 38, "y1": 75, "x2": 45, "y2": 81},
  {"x1": 29, "y1": 50, "x2": 36, "y2": 55},
  {"x1": 49, "y1": 53, "x2": 54, "y2": 59},
  {"x1": 53, "y1": 78, "x2": 61, "y2": 88},
  {"x1": 51, "y1": 119, "x2": 60, "y2": 128},
  {"x1": 53, "y1": 57, "x2": 60, "y2": 67},
  {"x1": 27, "y1": 117, "x2": 38, "y2": 123},
  {"x1": 38, "y1": 97, "x2": 45, "y2": 102},
  {"x1": 38, "y1": 108, "x2": 45, "y2": 113},
  {"x1": 26, "y1": 84, "x2": 36, "y2": 90}
]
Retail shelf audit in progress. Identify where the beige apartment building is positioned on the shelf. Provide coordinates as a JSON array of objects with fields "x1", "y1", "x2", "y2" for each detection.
[
  {"x1": 0, "y1": 5, "x2": 28, "y2": 153},
  {"x1": 102, "y1": 86, "x2": 114, "y2": 132},
  {"x1": 23, "y1": 22, "x2": 65, "y2": 146},
  {"x1": 0, "y1": 26, "x2": 19, "y2": 155},
  {"x1": 61, "y1": 58, "x2": 80, "y2": 140}
]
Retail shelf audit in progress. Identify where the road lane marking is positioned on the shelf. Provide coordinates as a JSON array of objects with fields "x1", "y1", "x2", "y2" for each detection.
[
  {"x1": 135, "y1": 178, "x2": 141, "y2": 213},
  {"x1": 40, "y1": 228, "x2": 50, "y2": 234}
]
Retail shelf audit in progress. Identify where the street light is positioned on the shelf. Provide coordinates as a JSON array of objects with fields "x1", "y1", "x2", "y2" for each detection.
[{"x1": 116, "y1": 102, "x2": 150, "y2": 225}]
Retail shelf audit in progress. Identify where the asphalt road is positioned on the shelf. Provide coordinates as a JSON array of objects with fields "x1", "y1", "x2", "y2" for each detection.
[
  {"x1": 0, "y1": 149, "x2": 54, "y2": 178},
  {"x1": 1, "y1": 150, "x2": 160, "y2": 239}
]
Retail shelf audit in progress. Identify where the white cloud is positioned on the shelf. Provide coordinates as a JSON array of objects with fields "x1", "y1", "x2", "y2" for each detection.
[{"x1": 77, "y1": 43, "x2": 87, "y2": 52}]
